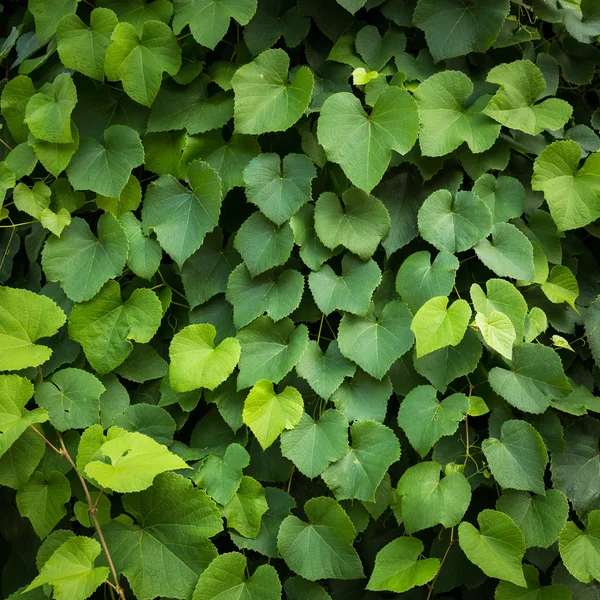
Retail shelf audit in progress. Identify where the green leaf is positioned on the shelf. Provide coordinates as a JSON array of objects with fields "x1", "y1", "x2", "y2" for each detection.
[
  {"x1": 413, "y1": 71, "x2": 501, "y2": 156},
  {"x1": 236, "y1": 316, "x2": 308, "y2": 390},
  {"x1": 331, "y1": 369, "x2": 392, "y2": 423},
  {"x1": 396, "y1": 250, "x2": 459, "y2": 313},
  {"x1": 366, "y1": 536, "x2": 440, "y2": 593},
  {"x1": 280, "y1": 409, "x2": 349, "y2": 478},
  {"x1": 488, "y1": 343, "x2": 572, "y2": 414},
  {"x1": 98, "y1": 0, "x2": 174, "y2": 35},
  {"x1": 484, "y1": 60, "x2": 573, "y2": 135},
  {"x1": 169, "y1": 323, "x2": 241, "y2": 392},
  {"x1": 314, "y1": 187, "x2": 391, "y2": 259},
  {"x1": 418, "y1": 189, "x2": 492, "y2": 253},
  {"x1": 13, "y1": 181, "x2": 51, "y2": 220},
  {"x1": 42, "y1": 213, "x2": 129, "y2": 303},
  {"x1": 0, "y1": 375, "x2": 48, "y2": 457},
  {"x1": 308, "y1": 254, "x2": 381, "y2": 316},
  {"x1": 25, "y1": 536, "x2": 109, "y2": 600},
  {"x1": 458, "y1": 509, "x2": 527, "y2": 587},
  {"x1": 119, "y1": 212, "x2": 162, "y2": 280},
  {"x1": 397, "y1": 385, "x2": 469, "y2": 457},
  {"x1": 559, "y1": 510, "x2": 600, "y2": 583},
  {"x1": 0, "y1": 286, "x2": 66, "y2": 371},
  {"x1": 482, "y1": 420, "x2": 548, "y2": 495},
  {"x1": 296, "y1": 340, "x2": 356, "y2": 400},
  {"x1": 413, "y1": 0, "x2": 510, "y2": 62},
  {"x1": 472, "y1": 174, "x2": 526, "y2": 225},
  {"x1": 103, "y1": 472, "x2": 221, "y2": 600},
  {"x1": 1, "y1": 75, "x2": 36, "y2": 144},
  {"x1": 0, "y1": 428, "x2": 46, "y2": 490},
  {"x1": 243, "y1": 379, "x2": 304, "y2": 449},
  {"x1": 243, "y1": 153, "x2": 316, "y2": 226},
  {"x1": 226, "y1": 264, "x2": 304, "y2": 329},
  {"x1": 290, "y1": 203, "x2": 334, "y2": 271},
  {"x1": 104, "y1": 20, "x2": 182, "y2": 106},
  {"x1": 278, "y1": 496, "x2": 364, "y2": 580},
  {"x1": 532, "y1": 141, "x2": 600, "y2": 231},
  {"x1": 233, "y1": 212, "x2": 294, "y2": 277},
  {"x1": 317, "y1": 87, "x2": 418, "y2": 192},
  {"x1": 223, "y1": 475, "x2": 268, "y2": 537},
  {"x1": 66, "y1": 124, "x2": 144, "y2": 197},
  {"x1": 147, "y1": 76, "x2": 233, "y2": 135},
  {"x1": 68, "y1": 280, "x2": 162, "y2": 374},
  {"x1": 284, "y1": 577, "x2": 332, "y2": 600},
  {"x1": 411, "y1": 296, "x2": 472, "y2": 358},
  {"x1": 56, "y1": 8, "x2": 118, "y2": 81},
  {"x1": 355, "y1": 25, "x2": 405, "y2": 71},
  {"x1": 174, "y1": 0, "x2": 257, "y2": 49},
  {"x1": 586, "y1": 296, "x2": 600, "y2": 366},
  {"x1": 143, "y1": 160, "x2": 222, "y2": 267},
  {"x1": 84, "y1": 426, "x2": 190, "y2": 492},
  {"x1": 338, "y1": 300, "x2": 414, "y2": 379},
  {"x1": 321, "y1": 420, "x2": 400, "y2": 501},
  {"x1": 541, "y1": 266, "x2": 579, "y2": 309},
  {"x1": 96, "y1": 173, "x2": 141, "y2": 217},
  {"x1": 16, "y1": 471, "x2": 71, "y2": 539},
  {"x1": 232, "y1": 49, "x2": 314, "y2": 134},
  {"x1": 476, "y1": 310, "x2": 516, "y2": 360},
  {"x1": 35, "y1": 368, "x2": 105, "y2": 431},
  {"x1": 496, "y1": 564, "x2": 572, "y2": 600},
  {"x1": 24, "y1": 74, "x2": 77, "y2": 144},
  {"x1": 192, "y1": 552, "x2": 281, "y2": 600},
  {"x1": 397, "y1": 462, "x2": 471, "y2": 533},
  {"x1": 496, "y1": 489, "x2": 569, "y2": 548}
]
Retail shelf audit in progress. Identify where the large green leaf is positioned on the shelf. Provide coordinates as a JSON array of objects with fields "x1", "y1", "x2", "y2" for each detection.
[
  {"x1": 231, "y1": 49, "x2": 314, "y2": 134},
  {"x1": 278, "y1": 496, "x2": 364, "y2": 580},
  {"x1": 559, "y1": 511, "x2": 600, "y2": 583},
  {"x1": 29, "y1": 0, "x2": 78, "y2": 44},
  {"x1": 496, "y1": 564, "x2": 572, "y2": 600},
  {"x1": 317, "y1": 87, "x2": 418, "y2": 192},
  {"x1": 0, "y1": 287, "x2": 66, "y2": 371}
]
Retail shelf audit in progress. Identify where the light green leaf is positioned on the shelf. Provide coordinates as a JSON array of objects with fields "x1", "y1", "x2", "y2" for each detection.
[
  {"x1": 84, "y1": 426, "x2": 190, "y2": 492},
  {"x1": 482, "y1": 420, "x2": 548, "y2": 494},
  {"x1": 418, "y1": 189, "x2": 492, "y2": 253},
  {"x1": 232, "y1": 49, "x2": 314, "y2": 134},
  {"x1": 96, "y1": 173, "x2": 141, "y2": 217},
  {"x1": 541, "y1": 266, "x2": 579, "y2": 309},
  {"x1": 102, "y1": 472, "x2": 221, "y2": 600},
  {"x1": 308, "y1": 254, "x2": 381, "y2": 316},
  {"x1": 29, "y1": 121, "x2": 79, "y2": 178},
  {"x1": 119, "y1": 212, "x2": 162, "y2": 280},
  {"x1": 413, "y1": 0, "x2": 510, "y2": 62},
  {"x1": 0, "y1": 162, "x2": 16, "y2": 204},
  {"x1": 413, "y1": 71, "x2": 501, "y2": 156},
  {"x1": 532, "y1": 141, "x2": 600, "y2": 231},
  {"x1": 497, "y1": 489, "x2": 569, "y2": 548},
  {"x1": 476, "y1": 310, "x2": 516, "y2": 360},
  {"x1": 314, "y1": 187, "x2": 391, "y2": 259},
  {"x1": 192, "y1": 552, "x2": 281, "y2": 600},
  {"x1": 173, "y1": 0, "x2": 257, "y2": 49},
  {"x1": 1, "y1": 75, "x2": 36, "y2": 144},
  {"x1": 56, "y1": 8, "x2": 118, "y2": 81},
  {"x1": 278, "y1": 496, "x2": 364, "y2": 580},
  {"x1": 222, "y1": 476, "x2": 269, "y2": 538},
  {"x1": 473, "y1": 174, "x2": 526, "y2": 224},
  {"x1": 280, "y1": 409, "x2": 349, "y2": 478},
  {"x1": 143, "y1": 160, "x2": 223, "y2": 267},
  {"x1": 13, "y1": 181, "x2": 51, "y2": 220},
  {"x1": 484, "y1": 60, "x2": 573, "y2": 135},
  {"x1": 366, "y1": 536, "x2": 440, "y2": 593},
  {"x1": 488, "y1": 343, "x2": 572, "y2": 414},
  {"x1": 458, "y1": 509, "x2": 526, "y2": 587},
  {"x1": 243, "y1": 379, "x2": 303, "y2": 449},
  {"x1": 68, "y1": 280, "x2": 162, "y2": 374},
  {"x1": 169, "y1": 324, "x2": 241, "y2": 392},
  {"x1": 16, "y1": 471, "x2": 71, "y2": 539},
  {"x1": 317, "y1": 87, "x2": 418, "y2": 192},
  {"x1": 39, "y1": 209, "x2": 72, "y2": 238},
  {"x1": 226, "y1": 264, "x2": 304, "y2": 329},
  {"x1": 296, "y1": 340, "x2": 356, "y2": 400},
  {"x1": 29, "y1": 0, "x2": 78, "y2": 43},
  {"x1": 243, "y1": 153, "x2": 316, "y2": 226},
  {"x1": 321, "y1": 420, "x2": 400, "y2": 501},
  {"x1": 42, "y1": 213, "x2": 129, "y2": 303},
  {"x1": 234, "y1": 212, "x2": 294, "y2": 277},
  {"x1": 24, "y1": 74, "x2": 77, "y2": 144},
  {"x1": 410, "y1": 296, "x2": 472, "y2": 358},
  {"x1": 104, "y1": 20, "x2": 182, "y2": 106},
  {"x1": 496, "y1": 564, "x2": 572, "y2": 600},
  {"x1": 559, "y1": 510, "x2": 600, "y2": 583},
  {"x1": 338, "y1": 300, "x2": 414, "y2": 379},
  {"x1": 35, "y1": 368, "x2": 105, "y2": 431},
  {"x1": 25, "y1": 536, "x2": 109, "y2": 600},
  {"x1": 398, "y1": 384, "x2": 469, "y2": 458},
  {"x1": 397, "y1": 462, "x2": 471, "y2": 533},
  {"x1": 525, "y1": 307, "x2": 548, "y2": 343},
  {"x1": 236, "y1": 316, "x2": 308, "y2": 390}
]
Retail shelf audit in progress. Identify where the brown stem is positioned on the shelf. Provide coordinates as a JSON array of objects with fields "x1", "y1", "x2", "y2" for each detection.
[
  {"x1": 29, "y1": 425, "x2": 62, "y2": 455},
  {"x1": 427, "y1": 528, "x2": 454, "y2": 600},
  {"x1": 55, "y1": 432, "x2": 126, "y2": 600}
]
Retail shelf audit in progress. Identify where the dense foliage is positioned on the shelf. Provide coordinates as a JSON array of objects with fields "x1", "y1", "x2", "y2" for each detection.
[{"x1": 1, "y1": 0, "x2": 600, "y2": 598}]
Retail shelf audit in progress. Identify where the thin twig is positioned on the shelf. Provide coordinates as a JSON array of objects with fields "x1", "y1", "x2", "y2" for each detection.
[
  {"x1": 29, "y1": 426, "x2": 62, "y2": 455},
  {"x1": 426, "y1": 528, "x2": 454, "y2": 600}
]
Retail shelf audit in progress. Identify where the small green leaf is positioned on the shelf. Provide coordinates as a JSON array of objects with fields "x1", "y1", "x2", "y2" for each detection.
[
  {"x1": 559, "y1": 510, "x2": 600, "y2": 583},
  {"x1": 332, "y1": 369, "x2": 392, "y2": 423},
  {"x1": 476, "y1": 310, "x2": 516, "y2": 360},
  {"x1": 472, "y1": 174, "x2": 526, "y2": 224},
  {"x1": 222, "y1": 475, "x2": 268, "y2": 538},
  {"x1": 119, "y1": 212, "x2": 162, "y2": 280},
  {"x1": 541, "y1": 266, "x2": 579, "y2": 308}
]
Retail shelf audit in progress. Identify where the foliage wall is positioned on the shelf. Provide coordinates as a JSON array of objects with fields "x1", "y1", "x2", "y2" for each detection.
[{"x1": 1, "y1": 0, "x2": 600, "y2": 598}]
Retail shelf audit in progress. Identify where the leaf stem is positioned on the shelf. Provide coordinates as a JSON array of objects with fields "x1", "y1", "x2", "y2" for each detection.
[
  {"x1": 426, "y1": 527, "x2": 454, "y2": 600},
  {"x1": 0, "y1": 220, "x2": 38, "y2": 228},
  {"x1": 29, "y1": 425, "x2": 62, "y2": 455}
]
